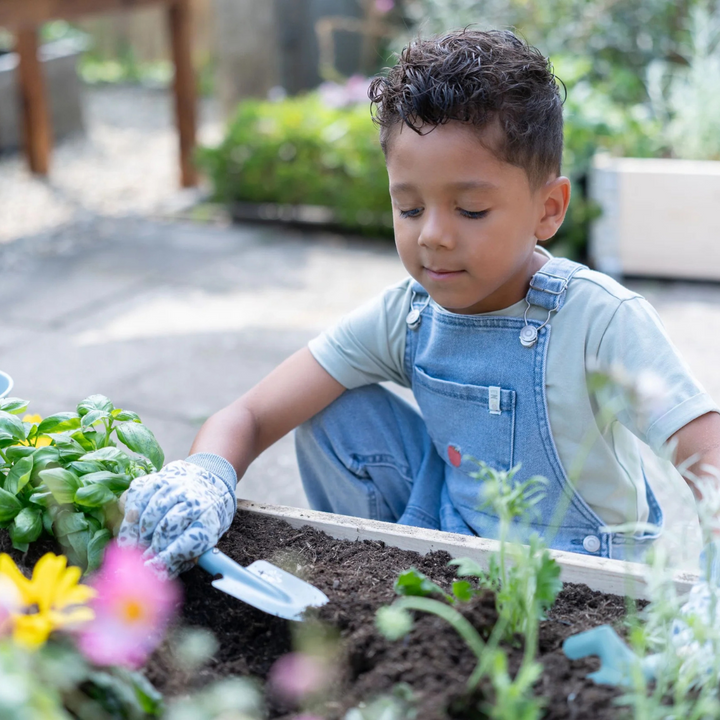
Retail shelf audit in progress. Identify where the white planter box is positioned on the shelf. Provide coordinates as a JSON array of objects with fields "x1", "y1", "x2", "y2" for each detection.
[
  {"x1": 240, "y1": 500, "x2": 697, "y2": 601},
  {"x1": 589, "y1": 155, "x2": 720, "y2": 280}
]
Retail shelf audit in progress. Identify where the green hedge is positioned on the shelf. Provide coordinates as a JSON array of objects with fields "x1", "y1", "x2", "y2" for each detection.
[{"x1": 197, "y1": 94, "x2": 394, "y2": 237}]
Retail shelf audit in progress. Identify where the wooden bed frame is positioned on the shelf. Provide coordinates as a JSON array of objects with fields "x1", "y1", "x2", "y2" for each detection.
[{"x1": 240, "y1": 499, "x2": 698, "y2": 601}]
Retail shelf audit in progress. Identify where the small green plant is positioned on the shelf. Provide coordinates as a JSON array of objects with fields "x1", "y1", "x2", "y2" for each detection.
[
  {"x1": 376, "y1": 461, "x2": 561, "y2": 716},
  {"x1": 197, "y1": 92, "x2": 393, "y2": 238},
  {"x1": 0, "y1": 394, "x2": 163, "y2": 571},
  {"x1": 465, "y1": 461, "x2": 562, "y2": 640}
]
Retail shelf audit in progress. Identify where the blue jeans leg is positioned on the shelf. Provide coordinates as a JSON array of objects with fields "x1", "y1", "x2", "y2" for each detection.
[{"x1": 295, "y1": 385, "x2": 445, "y2": 530}]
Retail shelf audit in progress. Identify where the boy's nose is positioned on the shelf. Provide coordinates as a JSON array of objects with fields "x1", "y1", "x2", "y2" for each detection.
[{"x1": 418, "y1": 212, "x2": 456, "y2": 250}]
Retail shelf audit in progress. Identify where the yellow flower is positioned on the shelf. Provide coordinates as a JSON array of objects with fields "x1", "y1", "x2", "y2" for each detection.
[
  {"x1": 0, "y1": 553, "x2": 96, "y2": 648},
  {"x1": 18, "y1": 414, "x2": 51, "y2": 448}
]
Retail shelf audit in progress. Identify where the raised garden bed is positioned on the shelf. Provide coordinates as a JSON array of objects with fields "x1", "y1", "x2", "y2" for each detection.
[{"x1": 1, "y1": 499, "x2": 699, "y2": 719}]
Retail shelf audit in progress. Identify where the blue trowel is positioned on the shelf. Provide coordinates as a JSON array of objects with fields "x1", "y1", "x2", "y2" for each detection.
[{"x1": 197, "y1": 546, "x2": 329, "y2": 621}]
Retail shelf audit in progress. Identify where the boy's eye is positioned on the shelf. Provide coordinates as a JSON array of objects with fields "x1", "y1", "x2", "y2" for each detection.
[
  {"x1": 460, "y1": 209, "x2": 489, "y2": 219},
  {"x1": 398, "y1": 208, "x2": 422, "y2": 218}
]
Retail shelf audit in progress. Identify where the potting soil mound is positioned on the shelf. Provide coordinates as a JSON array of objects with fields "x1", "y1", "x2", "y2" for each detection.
[{"x1": 1, "y1": 512, "x2": 634, "y2": 719}]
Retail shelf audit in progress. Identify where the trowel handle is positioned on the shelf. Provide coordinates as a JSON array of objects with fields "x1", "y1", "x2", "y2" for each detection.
[{"x1": 197, "y1": 547, "x2": 291, "y2": 602}]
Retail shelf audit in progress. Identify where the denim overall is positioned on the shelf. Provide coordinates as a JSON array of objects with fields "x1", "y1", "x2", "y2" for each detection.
[{"x1": 296, "y1": 258, "x2": 664, "y2": 559}]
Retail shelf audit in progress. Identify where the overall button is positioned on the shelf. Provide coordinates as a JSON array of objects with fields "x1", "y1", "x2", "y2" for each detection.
[
  {"x1": 406, "y1": 308, "x2": 421, "y2": 327},
  {"x1": 582, "y1": 535, "x2": 601, "y2": 553}
]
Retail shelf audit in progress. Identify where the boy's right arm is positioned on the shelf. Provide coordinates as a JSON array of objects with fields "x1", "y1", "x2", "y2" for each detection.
[{"x1": 118, "y1": 348, "x2": 346, "y2": 577}]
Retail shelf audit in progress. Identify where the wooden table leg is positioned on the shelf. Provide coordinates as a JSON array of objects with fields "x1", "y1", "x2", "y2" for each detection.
[
  {"x1": 16, "y1": 26, "x2": 53, "y2": 176},
  {"x1": 168, "y1": 0, "x2": 198, "y2": 188}
]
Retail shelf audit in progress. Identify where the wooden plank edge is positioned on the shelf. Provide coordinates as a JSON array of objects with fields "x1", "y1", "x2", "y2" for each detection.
[{"x1": 238, "y1": 500, "x2": 698, "y2": 600}]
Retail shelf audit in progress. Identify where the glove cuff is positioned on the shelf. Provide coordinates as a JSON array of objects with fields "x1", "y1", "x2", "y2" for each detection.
[{"x1": 185, "y1": 453, "x2": 238, "y2": 513}]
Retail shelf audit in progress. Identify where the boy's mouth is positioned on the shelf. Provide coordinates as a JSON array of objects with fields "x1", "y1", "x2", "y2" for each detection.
[{"x1": 424, "y1": 267, "x2": 465, "y2": 281}]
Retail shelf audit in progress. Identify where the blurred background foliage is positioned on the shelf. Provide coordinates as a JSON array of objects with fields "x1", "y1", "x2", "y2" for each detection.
[
  {"x1": 4, "y1": 0, "x2": 719, "y2": 257},
  {"x1": 202, "y1": 0, "x2": 720, "y2": 258}
]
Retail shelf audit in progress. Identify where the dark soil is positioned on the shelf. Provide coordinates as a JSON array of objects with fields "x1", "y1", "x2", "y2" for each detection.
[{"x1": 1, "y1": 511, "x2": 637, "y2": 719}]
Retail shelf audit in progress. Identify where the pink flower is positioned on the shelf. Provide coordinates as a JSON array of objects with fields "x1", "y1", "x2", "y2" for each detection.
[
  {"x1": 375, "y1": 0, "x2": 394, "y2": 13},
  {"x1": 77, "y1": 542, "x2": 180, "y2": 668},
  {"x1": 0, "y1": 574, "x2": 22, "y2": 636},
  {"x1": 269, "y1": 652, "x2": 328, "y2": 704}
]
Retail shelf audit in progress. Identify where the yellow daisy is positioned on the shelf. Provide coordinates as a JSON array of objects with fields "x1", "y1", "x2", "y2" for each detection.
[{"x1": 0, "y1": 553, "x2": 96, "y2": 648}]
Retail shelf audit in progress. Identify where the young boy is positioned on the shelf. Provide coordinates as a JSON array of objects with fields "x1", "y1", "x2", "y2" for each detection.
[{"x1": 119, "y1": 29, "x2": 720, "y2": 582}]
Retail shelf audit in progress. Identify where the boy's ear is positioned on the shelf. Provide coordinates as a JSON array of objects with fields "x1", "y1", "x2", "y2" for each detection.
[{"x1": 534, "y1": 176, "x2": 571, "y2": 242}]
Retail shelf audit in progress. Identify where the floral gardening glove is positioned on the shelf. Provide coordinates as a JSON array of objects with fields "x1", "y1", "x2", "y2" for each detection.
[
  {"x1": 670, "y1": 539, "x2": 720, "y2": 682},
  {"x1": 117, "y1": 454, "x2": 237, "y2": 579}
]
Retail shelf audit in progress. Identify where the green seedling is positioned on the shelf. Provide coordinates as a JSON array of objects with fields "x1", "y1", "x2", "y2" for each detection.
[{"x1": 0, "y1": 394, "x2": 163, "y2": 571}]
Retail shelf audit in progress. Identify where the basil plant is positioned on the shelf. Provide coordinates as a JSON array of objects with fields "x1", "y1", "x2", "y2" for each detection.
[{"x1": 0, "y1": 394, "x2": 164, "y2": 572}]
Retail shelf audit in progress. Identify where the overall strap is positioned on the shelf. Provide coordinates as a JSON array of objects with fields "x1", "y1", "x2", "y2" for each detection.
[
  {"x1": 519, "y1": 257, "x2": 587, "y2": 348},
  {"x1": 526, "y1": 257, "x2": 587, "y2": 313}
]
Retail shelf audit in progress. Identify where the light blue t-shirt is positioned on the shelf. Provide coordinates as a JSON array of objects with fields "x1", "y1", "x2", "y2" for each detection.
[{"x1": 309, "y1": 259, "x2": 718, "y2": 525}]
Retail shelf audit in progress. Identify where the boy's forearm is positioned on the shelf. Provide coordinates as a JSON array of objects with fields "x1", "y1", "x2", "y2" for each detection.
[
  {"x1": 670, "y1": 413, "x2": 720, "y2": 534},
  {"x1": 189, "y1": 402, "x2": 260, "y2": 483}
]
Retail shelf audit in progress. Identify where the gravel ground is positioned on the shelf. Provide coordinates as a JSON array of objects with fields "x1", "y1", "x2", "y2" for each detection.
[{"x1": 0, "y1": 84, "x2": 223, "y2": 243}]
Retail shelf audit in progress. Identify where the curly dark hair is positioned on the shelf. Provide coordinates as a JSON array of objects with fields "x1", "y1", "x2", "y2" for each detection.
[{"x1": 368, "y1": 29, "x2": 566, "y2": 189}]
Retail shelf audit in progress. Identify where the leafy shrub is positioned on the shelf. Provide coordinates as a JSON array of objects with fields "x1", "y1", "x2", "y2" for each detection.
[
  {"x1": 0, "y1": 395, "x2": 163, "y2": 572},
  {"x1": 198, "y1": 93, "x2": 393, "y2": 238}
]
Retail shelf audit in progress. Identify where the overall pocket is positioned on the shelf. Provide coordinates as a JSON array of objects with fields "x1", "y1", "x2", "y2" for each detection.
[{"x1": 412, "y1": 366, "x2": 517, "y2": 474}]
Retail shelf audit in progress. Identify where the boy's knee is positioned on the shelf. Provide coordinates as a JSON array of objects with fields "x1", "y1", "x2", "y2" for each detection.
[{"x1": 304, "y1": 385, "x2": 387, "y2": 427}]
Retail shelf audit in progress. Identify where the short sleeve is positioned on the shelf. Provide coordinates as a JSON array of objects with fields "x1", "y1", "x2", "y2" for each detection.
[
  {"x1": 594, "y1": 296, "x2": 719, "y2": 452},
  {"x1": 308, "y1": 279, "x2": 414, "y2": 389}
]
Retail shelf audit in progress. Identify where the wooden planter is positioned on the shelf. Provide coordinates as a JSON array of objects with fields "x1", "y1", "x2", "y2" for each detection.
[
  {"x1": 589, "y1": 154, "x2": 720, "y2": 281},
  {"x1": 240, "y1": 500, "x2": 698, "y2": 601}
]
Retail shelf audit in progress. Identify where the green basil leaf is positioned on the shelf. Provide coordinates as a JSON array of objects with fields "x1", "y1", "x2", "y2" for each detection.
[
  {"x1": 40, "y1": 468, "x2": 82, "y2": 505},
  {"x1": 0, "y1": 411, "x2": 27, "y2": 441},
  {"x1": 0, "y1": 488, "x2": 23, "y2": 522},
  {"x1": 70, "y1": 430, "x2": 97, "y2": 450},
  {"x1": 116, "y1": 422, "x2": 164, "y2": 471},
  {"x1": 53, "y1": 437, "x2": 87, "y2": 463},
  {"x1": 81, "y1": 471, "x2": 131, "y2": 494},
  {"x1": 81, "y1": 409, "x2": 110, "y2": 428},
  {"x1": 4, "y1": 446, "x2": 36, "y2": 462},
  {"x1": 5, "y1": 456, "x2": 34, "y2": 495},
  {"x1": 112, "y1": 409, "x2": 141, "y2": 423},
  {"x1": 10, "y1": 507, "x2": 43, "y2": 544},
  {"x1": 77, "y1": 395, "x2": 114, "y2": 417},
  {"x1": 75, "y1": 484, "x2": 115, "y2": 508},
  {"x1": 61, "y1": 529, "x2": 90, "y2": 569},
  {"x1": 54, "y1": 510, "x2": 89, "y2": 536},
  {"x1": 68, "y1": 461, "x2": 106, "y2": 475},
  {"x1": 37, "y1": 413, "x2": 82, "y2": 435},
  {"x1": 0, "y1": 398, "x2": 29, "y2": 415},
  {"x1": 42, "y1": 508, "x2": 55, "y2": 536},
  {"x1": 29, "y1": 491, "x2": 54, "y2": 508},
  {"x1": 30, "y1": 447, "x2": 61, "y2": 485},
  {"x1": 81, "y1": 447, "x2": 126, "y2": 463},
  {"x1": 86, "y1": 528, "x2": 112, "y2": 573}
]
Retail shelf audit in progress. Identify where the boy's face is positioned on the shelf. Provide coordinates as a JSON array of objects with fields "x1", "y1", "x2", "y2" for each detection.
[{"x1": 386, "y1": 121, "x2": 570, "y2": 314}]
